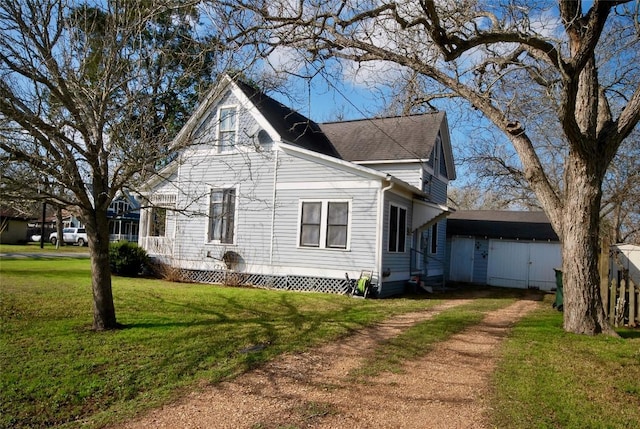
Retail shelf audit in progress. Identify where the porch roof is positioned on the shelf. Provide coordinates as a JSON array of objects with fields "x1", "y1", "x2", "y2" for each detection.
[{"x1": 412, "y1": 199, "x2": 452, "y2": 232}]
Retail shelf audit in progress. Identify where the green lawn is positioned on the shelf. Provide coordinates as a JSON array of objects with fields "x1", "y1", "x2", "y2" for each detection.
[
  {"x1": 0, "y1": 257, "x2": 443, "y2": 429},
  {"x1": 0, "y1": 243, "x2": 89, "y2": 255},
  {"x1": 2, "y1": 255, "x2": 638, "y2": 429},
  {"x1": 491, "y1": 295, "x2": 640, "y2": 429}
]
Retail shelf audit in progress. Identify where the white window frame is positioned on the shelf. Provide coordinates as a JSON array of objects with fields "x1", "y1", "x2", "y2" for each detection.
[
  {"x1": 297, "y1": 199, "x2": 351, "y2": 251},
  {"x1": 217, "y1": 105, "x2": 238, "y2": 152},
  {"x1": 388, "y1": 203, "x2": 408, "y2": 253},
  {"x1": 207, "y1": 187, "x2": 237, "y2": 244}
]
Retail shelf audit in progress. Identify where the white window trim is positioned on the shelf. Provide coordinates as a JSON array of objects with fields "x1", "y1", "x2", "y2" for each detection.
[
  {"x1": 296, "y1": 199, "x2": 352, "y2": 251},
  {"x1": 205, "y1": 185, "x2": 238, "y2": 245},
  {"x1": 388, "y1": 203, "x2": 408, "y2": 253},
  {"x1": 217, "y1": 105, "x2": 238, "y2": 153}
]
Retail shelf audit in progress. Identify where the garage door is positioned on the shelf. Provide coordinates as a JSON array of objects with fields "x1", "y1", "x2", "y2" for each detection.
[{"x1": 487, "y1": 240, "x2": 561, "y2": 291}]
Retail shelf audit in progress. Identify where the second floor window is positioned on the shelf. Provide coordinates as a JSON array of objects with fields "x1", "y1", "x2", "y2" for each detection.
[
  {"x1": 218, "y1": 107, "x2": 237, "y2": 151},
  {"x1": 209, "y1": 188, "x2": 236, "y2": 243}
]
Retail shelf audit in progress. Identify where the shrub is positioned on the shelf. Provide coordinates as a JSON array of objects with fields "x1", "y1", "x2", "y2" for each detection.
[
  {"x1": 148, "y1": 261, "x2": 190, "y2": 283},
  {"x1": 109, "y1": 241, "x2": 148, "y2": 277}
]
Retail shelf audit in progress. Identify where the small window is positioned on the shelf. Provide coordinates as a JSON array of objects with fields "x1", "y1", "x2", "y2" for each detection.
[
  {"x1": 388, "y1": 204, "x2": 407, "y2": 253},
  {"x1": 209, "y1": 188, "x2": 236, "y2": 243},
  {"x1": 299, "y1": 200, "x2": 350, "y2": 250},
  {"x1": 218, "y1": 107, "x2": 237, "y2": 151}
]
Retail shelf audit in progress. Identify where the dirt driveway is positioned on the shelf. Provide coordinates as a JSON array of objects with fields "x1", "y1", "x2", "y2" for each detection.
[{"x1": 117, "y1": 294, "x2": 540, "y2": 429}]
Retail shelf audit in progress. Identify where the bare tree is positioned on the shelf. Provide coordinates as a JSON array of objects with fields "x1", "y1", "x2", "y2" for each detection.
[
  {"x1": 601, "y1": 131, "x2": 640, "y2": 244},
  {"x1": 0, "y1": 0, "x2": 219, "y2": 330},
  {"x1": 216, "y1": 0, "x2": 640, "y2": 334}
]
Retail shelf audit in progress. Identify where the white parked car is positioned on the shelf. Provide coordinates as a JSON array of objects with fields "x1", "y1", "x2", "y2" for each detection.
[{"x1": 50, "y1": 227, "x2": 88, "y2": 246}]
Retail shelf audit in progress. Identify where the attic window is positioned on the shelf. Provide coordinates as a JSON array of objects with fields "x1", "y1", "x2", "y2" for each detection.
[{"x1": 218, "y1": 107, "x2": 237, "y2": 152}]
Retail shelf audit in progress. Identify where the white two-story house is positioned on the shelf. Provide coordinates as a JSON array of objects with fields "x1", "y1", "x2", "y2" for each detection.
[{"x1": 139, "y1": 75, "x2": 456, "y2": 297}]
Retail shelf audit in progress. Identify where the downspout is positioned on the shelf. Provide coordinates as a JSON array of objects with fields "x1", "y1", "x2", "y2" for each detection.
[
  {"x1": 269, "y1": 149, "x2": 279, "y2": 265},
  {"x1": 376, "y1": 177, "x2": 394, "y2": 291},
  {"x1": 174, "y1": 152, "x2": 182, "y2": 260}
]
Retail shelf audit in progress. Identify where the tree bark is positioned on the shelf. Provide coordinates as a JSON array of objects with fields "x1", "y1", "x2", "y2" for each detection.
[
  {"x1": 560, "y1": 152, "x2": 614, "y2": 335},
  {"x1": 83, "y1": 207, "x2": 117, "y2": 331}
]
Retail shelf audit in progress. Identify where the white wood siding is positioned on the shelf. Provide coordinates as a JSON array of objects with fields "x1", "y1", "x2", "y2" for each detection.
[
  {"x1": 363, "y1": 162, "x2": 422, "y2": 189},
  {"x1": 381, "y1": 192, "x2": 413, "y2": 281},
  {"x1": 271, "y1": 152, "x2": 379, "y2": 276}
]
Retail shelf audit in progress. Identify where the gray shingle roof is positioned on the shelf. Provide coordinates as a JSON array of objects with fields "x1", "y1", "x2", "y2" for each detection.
[
  {"x1": 320, "y1": 113, "x2": 445, "y2": 162},
  {"x1": 234, "y1": 79, "x2": 340, "y2": 158},
  {"x1": 447, "y1": 210, "x2": 559, "y2": 241}
]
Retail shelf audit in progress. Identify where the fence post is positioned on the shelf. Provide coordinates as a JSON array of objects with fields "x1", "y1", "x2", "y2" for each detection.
[
  {"x1": 609, "y1": 277, "x2": 617, "y2": 325},
  {"x1": 629, "y1": 278, "x2": 637, "y2": 328}
]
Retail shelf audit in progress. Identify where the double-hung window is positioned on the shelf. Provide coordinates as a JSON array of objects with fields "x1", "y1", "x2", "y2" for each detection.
[
  {"x1": 299, "y1": 200, "x2": 350, "y2": 249},
  {"x1": 218, "y1": 107, "x2": 237, "y2": 152},
  {"x1": 209, "y1": 188, "x2": 236, "y2": 243},
  {"x1": 388, "y1": 204, "x2": 407, "y2": 253}
]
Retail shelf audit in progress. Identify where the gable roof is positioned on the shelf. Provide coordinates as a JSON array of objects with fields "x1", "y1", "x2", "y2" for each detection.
[
  {"x1": 447, "y1": 210, "x2": 558, "y2": 241},
  {"x1": 147, "y1": 75, "x2": 456, "y2": 189},
  {"x1": 233, "y1": 79, "x2": 340, "y2": 158},
  {"x1": 320, "y1": 113, "x2": 456, "y2": 180},
  {"x1": 320, "y1": 114, "x2": 444, "y2": 162}
]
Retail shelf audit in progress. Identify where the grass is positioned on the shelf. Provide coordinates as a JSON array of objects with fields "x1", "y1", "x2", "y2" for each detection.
[
  {"x1": 0, "y1": 257, "x2": 443, "y2": 429},
  {"x1": 0, "y1": 243, "x2": 89, "y2": 255},
  {"x1": 351, "y1": 292, "x2": 524, "y2": 379},
  {"x1": 491, "y1": 294, "x2": 640, "y2": 429},
  {"x1": 3, "y1": 252, "x2": 639, "y2": 429}
]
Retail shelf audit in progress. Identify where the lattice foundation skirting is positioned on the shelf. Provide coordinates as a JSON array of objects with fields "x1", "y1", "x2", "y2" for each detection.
[{"x1": 178, "y1": 269, "x2": 352, "y2": 294}]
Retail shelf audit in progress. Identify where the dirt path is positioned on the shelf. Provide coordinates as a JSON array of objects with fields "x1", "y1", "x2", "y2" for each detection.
[{"x1": 117, "y1": 295, "x2": 540, "y2": 429}]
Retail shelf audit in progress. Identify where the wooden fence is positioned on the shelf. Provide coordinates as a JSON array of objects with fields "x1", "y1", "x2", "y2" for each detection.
[{"x1": 602, "y1": 274, "x2": 639, "y2": 328}]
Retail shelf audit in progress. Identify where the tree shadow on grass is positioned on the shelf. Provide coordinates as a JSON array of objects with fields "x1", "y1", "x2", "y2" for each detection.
[{"x1": 617, "y1": 329, "x2": 640, "y2": 339}]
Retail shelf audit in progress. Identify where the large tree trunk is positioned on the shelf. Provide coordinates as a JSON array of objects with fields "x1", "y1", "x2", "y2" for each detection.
[
  {"x1": 560, "y1": 153, "x2": 614, "y2": 335},
  {"x1": 83, "y1": 208, "x2": 117, "y2": 330}
]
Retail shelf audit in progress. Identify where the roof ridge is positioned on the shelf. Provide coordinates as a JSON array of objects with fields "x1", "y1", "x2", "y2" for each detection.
[{"x1": 320, "y1": 111, "x2": 442, "y2": 125}]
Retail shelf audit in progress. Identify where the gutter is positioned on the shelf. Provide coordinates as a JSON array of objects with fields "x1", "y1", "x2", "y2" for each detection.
[
  {"x1": 375, "y1": 176, "x2": 394, "y2": 290},
  {"x1": 269, "y1": 149, "x2": 279, "y2": 264}
]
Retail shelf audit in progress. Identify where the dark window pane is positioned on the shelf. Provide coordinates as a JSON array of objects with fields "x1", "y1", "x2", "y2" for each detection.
[
  {"x1": 398, "y1": 208, "x2": 407, "y2": 252},
  {"x1": 389, "y1": 205, "x2": 398, "y2": 252},
  {"x1": 300, "y1": 202, "x2": 322, "y2": 247}
]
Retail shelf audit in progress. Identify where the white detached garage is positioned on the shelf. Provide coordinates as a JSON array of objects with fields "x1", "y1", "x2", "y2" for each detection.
[{"x1": 446, "y1": 210, "x2": 561, "y2": 291}]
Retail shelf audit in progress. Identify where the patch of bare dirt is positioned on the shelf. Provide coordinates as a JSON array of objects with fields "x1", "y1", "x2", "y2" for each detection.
[{"x1": 115, "y1": 294, "x2": 540, "y2": 429}]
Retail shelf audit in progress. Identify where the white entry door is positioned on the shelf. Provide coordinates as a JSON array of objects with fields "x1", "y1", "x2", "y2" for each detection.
[
  {"x1": 449, "y1": 236, "x2": 475, "y2": 283},
  {"x1": 487, "y1": 240, "x2": 561, "y2": 290}
]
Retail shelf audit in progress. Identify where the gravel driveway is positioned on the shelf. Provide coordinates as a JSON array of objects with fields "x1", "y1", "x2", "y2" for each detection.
[{"x1": 115, "y1": 294, "x2": 540, "y2": 429}]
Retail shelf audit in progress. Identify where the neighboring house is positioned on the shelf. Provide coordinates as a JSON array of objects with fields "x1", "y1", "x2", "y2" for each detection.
[
  {"x1": 107, "y1": 191, "x2": 140, "y2": 242},
  {"x1": 138, "y1": 75, "x2": 456, "y2": 297},
  {"x1": 0, "y1": 207, "x2": 30, "y2": 244},
  {"x1": 446, "y1": 210, "x2": 561, "y2": 291}
]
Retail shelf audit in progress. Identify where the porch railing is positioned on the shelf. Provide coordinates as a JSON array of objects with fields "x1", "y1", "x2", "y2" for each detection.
[{"x1": 410, "y1": 248, "x2": 446, "y2": 291}]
